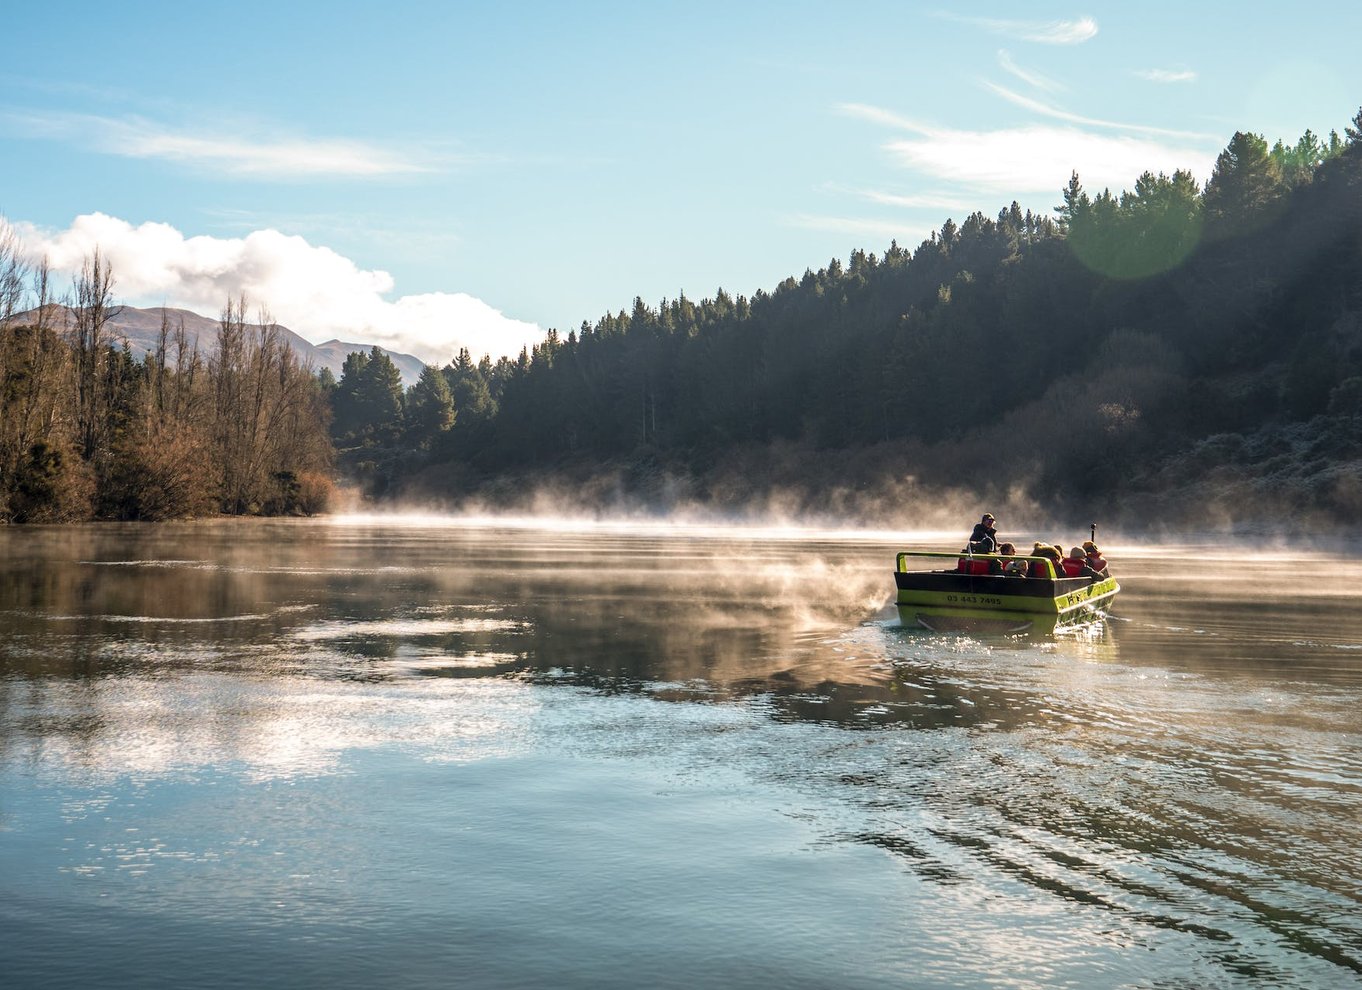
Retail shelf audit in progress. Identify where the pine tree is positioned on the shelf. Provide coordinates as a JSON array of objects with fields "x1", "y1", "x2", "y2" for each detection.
[
  {"x1": 446, "y1": 348, "x2": 495, "y2": 424},
  {"x1": 1203, "y1": 131, "x2": 1283, "y2": 236},
  {"x1": 404, "y1": 364, "x2": 455, "y2": 450},
  {"x1": 330, "y1": 347, "x2": 404, "y2": 444},
  {"x1": 331, "y1": 349, "x2": 371, "y2": 440},
  {"x1": 358, "y1": 347, "x2": 405, "y2": 443}
]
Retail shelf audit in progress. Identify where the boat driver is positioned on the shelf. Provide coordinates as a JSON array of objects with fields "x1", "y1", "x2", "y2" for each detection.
[{"x1": 966, "y1": 513, "x2": 998, "y2": 554}]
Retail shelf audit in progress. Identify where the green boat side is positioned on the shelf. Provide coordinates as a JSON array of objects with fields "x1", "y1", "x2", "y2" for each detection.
[{"x1": 893, "y1": 551, "x2": 1120, "y2": 634}]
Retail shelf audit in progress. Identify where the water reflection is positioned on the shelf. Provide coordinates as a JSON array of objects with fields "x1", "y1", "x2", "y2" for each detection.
[{"x1": 2, "y1": 519, "x2": 1361, "y2": 985}]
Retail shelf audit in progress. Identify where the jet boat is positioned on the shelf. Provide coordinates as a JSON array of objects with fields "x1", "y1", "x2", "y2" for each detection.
[{"x1": 893, "y1": 550, "x2": 1119, "y2": 634}]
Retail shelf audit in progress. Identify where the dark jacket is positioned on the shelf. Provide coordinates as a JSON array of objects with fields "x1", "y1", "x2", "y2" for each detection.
[{"x1": 965, "y1": 523, "x2": 997, "y2": 554}]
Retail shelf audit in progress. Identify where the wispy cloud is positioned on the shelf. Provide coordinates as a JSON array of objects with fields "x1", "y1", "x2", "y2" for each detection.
[
  {"x1": 857, "y1": 189, "x2": 976, "y2": 212},
  {"x1": 982, "y1": 83, "x2": 1218, "y2": 140},
  {"x1": 787, "y1": 214, "x2": 934, "y2": 241},
  {"x1": 801, "y1": 181, "x2": 977, "y2": 244},
  {"x1": 0, "y1": 74, "x2": 139, "y2": 104},
  {"x1": 938, "y1": 14, "x2": 1099, "y2": 45},
  {"x1": 1, "y1": 109, "x2": 440, "y2": 178},
  {"x1": 837, "y1": 102, "x2": 1216, "y2": 195},
  {"x1": 997, "y1": 50, "x2": 1063, "y2": 92},
  {"x1": 1134, "y1": 68, "x2": 1198, "y2": 84},
  {"x1": 837, "y1": 102, "x2": 927, "y2": 132},
  {"x1": 11, "y1": 213, "x2": 543, "y2": 362},
  {"x1": 883, "y1": 124, "x2": 1214, "y2": 194},
  {"x1": 823, "y1": 182, "x2": 974, "y2": 213}
]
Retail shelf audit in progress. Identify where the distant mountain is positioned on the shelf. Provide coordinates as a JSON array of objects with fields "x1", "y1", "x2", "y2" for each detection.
[
  {"x1": 8, "y1": 305, "x2": 426, "y2": 387},
  {"x1": 312, "y1": 339, "x2": 426, "y2": 388}
]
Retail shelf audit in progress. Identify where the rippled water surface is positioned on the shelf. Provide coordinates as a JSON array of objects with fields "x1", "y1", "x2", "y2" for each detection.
[{"x1": 2, "y1": 518, "x2": 1359, "y2": 989}]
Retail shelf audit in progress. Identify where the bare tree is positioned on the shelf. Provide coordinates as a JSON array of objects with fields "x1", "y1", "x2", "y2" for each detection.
[
  {"x1": 70, "y1": 248, "x2": 120, "y2": 460},
  {"x1": 0, "y1": 233, "x2": 87, "y2": 521},
  {"x1": 0, "y1": 220, "x2": 27, "y2": 325},
  {"x1": 0, "y1": 225, "x2": 28, "y2": 516},
  {"x1": 212, "y1": 294, "x2": 251, "y2": 511},
  {"x1": 170, "y1": 313, "x2": 203, "y2": 423},
  {"x1": 210, "y1": 296, "x2": 333, "y2": 514},
  {"x1": 1, "y1": 238, "x2": 334, "y2": 520},
  {"x1": 8, "y1": 257, "x2": 64, "y2": 455}
]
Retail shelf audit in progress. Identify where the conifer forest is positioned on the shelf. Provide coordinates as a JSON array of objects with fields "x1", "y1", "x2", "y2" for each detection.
[{"x1": 5, "y1": 111, "x2": 1362, "y2": 529}]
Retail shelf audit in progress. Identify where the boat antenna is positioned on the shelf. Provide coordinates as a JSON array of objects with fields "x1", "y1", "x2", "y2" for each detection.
[{"x1": 1090, "y1": 522, "x2": 1097, "y2": 543}]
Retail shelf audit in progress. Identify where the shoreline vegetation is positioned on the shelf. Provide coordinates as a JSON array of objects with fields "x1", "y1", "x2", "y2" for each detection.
[{"x1": 3, "y1": 110, "x2": 1362, "y2": 531}]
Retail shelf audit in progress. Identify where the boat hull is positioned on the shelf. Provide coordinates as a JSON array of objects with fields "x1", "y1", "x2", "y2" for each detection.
[{"x1": 894, "y1": 569, "x2": 1119, "y2": 634}]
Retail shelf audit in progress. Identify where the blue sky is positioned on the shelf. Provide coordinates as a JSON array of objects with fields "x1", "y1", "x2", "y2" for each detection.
[{"x1": 3, "y1": 1, "x2": 1359, "y2": 363}]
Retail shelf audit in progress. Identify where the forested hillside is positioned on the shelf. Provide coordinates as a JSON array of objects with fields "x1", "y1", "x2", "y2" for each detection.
[
  {"x1": 6, "y1": 110, "x2": 1362, "y2": 530},
  {"x1": 326, "y1": 112, "x2": 1362, "y2": 531}
]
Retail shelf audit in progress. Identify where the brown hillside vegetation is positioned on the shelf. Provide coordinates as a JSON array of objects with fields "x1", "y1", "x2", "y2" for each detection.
[{"x1": 0, "y1": 241, "x2": 334, "y2": 522}]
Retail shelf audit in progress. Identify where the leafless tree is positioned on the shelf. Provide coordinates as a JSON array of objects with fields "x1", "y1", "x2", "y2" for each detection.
[
  {"x1": 0, "y1": 230, "x2": 87, "y2": 521},
  {"x1": 0, "y1": 221, "x2": 27, "y2": 325},
  {"x1": 70, "y1": 248, "x2": 120, "y2": 460},
  {"x1": 1, "y1": 234, "x2": 334, "y2": 521}
]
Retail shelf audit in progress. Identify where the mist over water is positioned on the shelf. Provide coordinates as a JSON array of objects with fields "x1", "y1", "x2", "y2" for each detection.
[{"x1": 1, "y1": 516, "x2": 1359, "y2": 988}]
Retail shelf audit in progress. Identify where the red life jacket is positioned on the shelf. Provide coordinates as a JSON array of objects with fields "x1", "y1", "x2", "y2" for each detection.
[
  {"x1": 1028, "y1": 560, "x2": 1053, "y2": 578},
  {"x1": 957, "y1": 558, "x2": 992, "y2": 575},
  {"x1": 1061, "y1": 557, "x2": 1087, "y2": 577}
]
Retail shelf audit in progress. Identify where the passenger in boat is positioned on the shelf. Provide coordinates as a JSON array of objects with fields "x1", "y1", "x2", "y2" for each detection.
[
  {"x1": 1061, "y1": 546, "x2": 1100, "y2": 579},
  {"x1": 1028, "y1": 543, "x2": 1063, "y2": 578},
  {"x1": 997, "y1": 542, "x2": 1026, "y2": 577},
  {"x1": 965, "y1": 513, "x2": 998, "y2": 554},
  {"x1": 1082, "y1": 541, "x2": 1110, "y2": 578}
]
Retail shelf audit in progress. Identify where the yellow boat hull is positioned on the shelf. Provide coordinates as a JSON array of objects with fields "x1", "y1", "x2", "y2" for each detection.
[{"x1": 894, "y1": 552, "x2": 1119, "y2": 634}]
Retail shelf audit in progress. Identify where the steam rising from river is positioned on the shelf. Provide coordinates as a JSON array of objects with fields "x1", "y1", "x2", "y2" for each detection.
[{"x1": 334, "y1": 509, "x2": 959, "y2": 545}]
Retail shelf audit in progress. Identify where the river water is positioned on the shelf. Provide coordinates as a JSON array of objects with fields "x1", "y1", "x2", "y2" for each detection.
[{"x1": 1, "y1": 517, "x2": 1359, "y2": 989}]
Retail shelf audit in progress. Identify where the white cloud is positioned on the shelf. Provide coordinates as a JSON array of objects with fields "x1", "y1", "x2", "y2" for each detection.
[
  {"x1": 941, "y1": 14, "x2": 1099, "y2": 45},
  {"x1": 1134, "y1": 68, "x2": 1198, "y2": 84},
  {"x1": 2, "y1": 110, "x2": 434, "y2": 178},
  {"x1": 13, "y1": 213, "x2": 543, "y2": 363},
  {"x1": 997, "y1": 50, "x2": 1063, "y2": 92},
  {"x1": 839, "y1": 101, "x2": 1218, "y2": 195},
  {"x1": 883, "y1": 124, "x2": 1215, "y2": 195}
]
